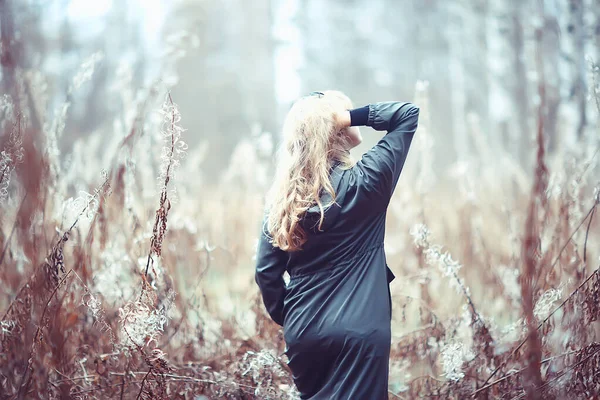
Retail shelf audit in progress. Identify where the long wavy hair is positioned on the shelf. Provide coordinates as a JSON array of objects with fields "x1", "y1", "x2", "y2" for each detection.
[{"x1": 266, "y1": 90, "x2": 355, "y2": 252}]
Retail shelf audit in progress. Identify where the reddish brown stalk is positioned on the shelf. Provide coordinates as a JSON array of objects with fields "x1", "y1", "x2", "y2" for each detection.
[
  {"x1": 1, "y1": 173, "x2": 110, "y2": 324},
  {"x1": 135, "y1": 368, "x2": 152, "y2": 400},
  {"x1": 0, "y1": 113, "x2": 23, "y2": 187},
  {"x1": 140, "y1": 93, "x2": 177, "y2": 299},
  {"x1": 15, "y1": 270, "x2": 73, "y2": 399},
  {"x1": 473, "y1": 344, "x2": 599, "y2": 397},
  {"x1": 0, "y1": 191, "x2": 27, "y2": 266},
  {"x1": 536, "y1": 342, "x2": 600, "y2": 393},
  {"x1": 518, "y1": 15, "x2": 549, "y2": 399},
  {"x1": 472, "y1": 265, "x2": 600, "y2": 398},
  {"x1": 583, "y1": 203, "x2": 596, "y2": 263}
]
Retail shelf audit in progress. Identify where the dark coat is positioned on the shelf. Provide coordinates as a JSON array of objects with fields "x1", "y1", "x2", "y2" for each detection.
[{"x1": 255, "y1": 102, "x2": 420, "y2": 400}]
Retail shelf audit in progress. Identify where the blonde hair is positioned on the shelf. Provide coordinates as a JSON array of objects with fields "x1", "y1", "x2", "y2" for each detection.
[{"x1": 266, "y1": 90, "x2": 355, "y2": 252}]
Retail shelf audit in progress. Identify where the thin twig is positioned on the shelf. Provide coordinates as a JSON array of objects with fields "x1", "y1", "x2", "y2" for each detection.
[
  {"x1": 16, "y1": 269, "x2": 73, "y2": 399},
  {"x1": 120, "y1": 375, "x2": 125, "y2": 400},
  {"x1": 478, "y1": 202, "x2": 599, "y2": 392},
  {"x1": 59, "y1": 371, "x2": 251, "y2": 395},
  {"x1": 471, "y1": 347, "x2": 582, "y2": 395},
  {"x1": 0, "y1": 191, "x2": 28, "y2": 266},
  {"x1": 68, "y1": 380, "x2": 144, "y2": 396},
  {"x1": 388, "y1": 390, "x2": 408, "y2": 399},
  {"x1": 536, "y1": 343, "x2": 600, "y2": 392},
  {"x1": 2, "y1": 174, "x2": 110, "y2": 323},
  {"x1": 473, "y1": 263, "x2": 600, "y2": 397},
  {"x1": 532, "y1": 200, "x2": 598, "y2": 304},
  {"x1": 164, "y1": 243, "x2": 213, "y2": 343},
  {"x1": 140, "y1": 92, "x2": 177, "y2": 301},
  {"x1": 583, "y1": 202, "x2": 597, "y2": 262},
  {"x1": 135, "y1": 368, "x2": 152, "y2": 400},
  {"x1": 549, "y1": 202, "x2": 597, "y2": 270}
]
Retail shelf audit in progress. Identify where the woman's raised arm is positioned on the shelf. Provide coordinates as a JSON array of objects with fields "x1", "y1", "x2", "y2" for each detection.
[{"x1": 351, "y1": 102, "x2": 420, "y2": 208}]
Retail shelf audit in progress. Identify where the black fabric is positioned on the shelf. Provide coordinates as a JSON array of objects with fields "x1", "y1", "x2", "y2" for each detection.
[
  {"x1": 349, "y1": 105, "x2": 369, "y2": 126},
  {"x1": 255, "y1": 102, "x2": 420, "y2": 400}
]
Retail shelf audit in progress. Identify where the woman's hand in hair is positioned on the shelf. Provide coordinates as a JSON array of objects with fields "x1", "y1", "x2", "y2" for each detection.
[
  {"x1": 342, "y1": 126, "x2": 362, "y2": 149},
  {"x1": 333, "y1": 110, "x2": 351, "y2": 129},
  {"x1": 333, "y1": 109, "x2": 361, "y2": 149}
]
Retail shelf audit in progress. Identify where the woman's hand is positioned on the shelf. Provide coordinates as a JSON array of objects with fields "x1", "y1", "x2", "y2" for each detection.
[
  {"x1": 333, "y1": 109, "x2": 362, "y2": 149},
  {"x1": 333, "y1": 110, "x2": 351, "y2": 129},
  {"x1": 343, "y1": 126, "x2": 362, "y2": 149},
  {"x1": 333, "y1": 109, "x2": 361, "y2": 149}
]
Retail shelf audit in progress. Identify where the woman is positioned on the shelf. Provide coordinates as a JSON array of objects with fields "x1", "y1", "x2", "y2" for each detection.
[{"x1": 255, "y1": 90, "x2": 420, "y2": 399}]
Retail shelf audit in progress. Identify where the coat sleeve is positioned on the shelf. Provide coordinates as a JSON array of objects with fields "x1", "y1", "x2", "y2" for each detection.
[
  {"x1": 355, "y1": 102, "x2": 420, "y2": 209},
  {"x1": 254, "y1": 219, "x2": 288, "y2": 326}
]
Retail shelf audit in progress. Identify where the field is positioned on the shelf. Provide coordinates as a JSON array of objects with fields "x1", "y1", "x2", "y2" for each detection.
[
  {"x1": 0, "y1": 69, "x2": 599, "y2": 399},
  {"x1": 1, "y1": 0, "x2": 600, "y2": 396}
]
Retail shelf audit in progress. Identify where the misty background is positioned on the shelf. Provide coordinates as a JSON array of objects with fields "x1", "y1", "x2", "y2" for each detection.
[{"x1": 3, "y1": 0, "x2": 599, "y2": 183}]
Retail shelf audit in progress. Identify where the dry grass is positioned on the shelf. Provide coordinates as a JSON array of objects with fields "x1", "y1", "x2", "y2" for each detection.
[{"x1": 0, "y1": 65, "x2": 599, "y2": 399}]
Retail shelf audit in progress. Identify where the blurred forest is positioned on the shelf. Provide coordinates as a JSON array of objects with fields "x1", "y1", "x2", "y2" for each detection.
[
  {"x1": 1, "y1": 0, "x2": 600, "y2": 399},
  {"x1": 3, "y1": 0, "x2": 599, "y2": 173}
]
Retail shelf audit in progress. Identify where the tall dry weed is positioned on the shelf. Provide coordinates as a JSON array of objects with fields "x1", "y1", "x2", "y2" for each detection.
[{"x1": 0, "y1": 48, "x2": 599, "y2": 400}]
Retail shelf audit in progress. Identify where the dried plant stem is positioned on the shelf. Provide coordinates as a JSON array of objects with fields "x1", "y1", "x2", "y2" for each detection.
[
  {"x1": 535, "y1": 266, "x2": 599, "y2": 332},
  {"x1": 473, "y1": 264, "x2": 599, "y2": 398},
  {"x1": 50, "y1": 371, "x2": 220, "y2": 386},
  {"x1": 0, "y1": 165, "x2": 9, "y2": 187},
  {"x1": 548, "y1": 201, "x2": 598, "y2": 272},
  {"x1": 449, "y1": 266, "x2": 481, "y2": 324},
  {"x1": 64, "y1": 371, "x2": 257, "y2": 397},
  {"x1": 388, "y1": 390, "x2": 408, "y2": 399},
  {"x1": 140, "y1": 93, "x2": 178, "y2": 299},
  {"x1": 0, "y1": 191, "x2": 27, "y2": 266},
  {"x1": 0, "y1": 114, "x2": 23, "y2": 191},
  {"x1": 592, "y1": 59, "x2": 600, "y2": 115},
  {"x1": 536, "y1": 343, "x2": 600, "y2": 392},
  {"x1": 583, "y1": 204, "x2": 596, "y2": 262},
  {"x1": 517, "y1": 13, "x2": 549, "y2": 397},
  {"x1": 164, "y1": 244, "x2": 212, "y2": 343},
  {"x1": 16, "y1": 269, "x2": 73, "y2": 399},
  {"x1": 120, "y1": 375, "x2": 126, "y2": 400},
  {"x1": 135, "y1": 368, "x2": 152, "y2": 400},
  {"x1": 473, "y1": 346, "x2": 586, "y2": 395},
  {"x1": 396, "y1": 293, "x2": 443, "y2": 325},
  {"x1": 2, "y1": 172, "x2": 110, "y2": 312},
  {"x1": 68, "y1": 380, "x2": 145, "y2": 396}
]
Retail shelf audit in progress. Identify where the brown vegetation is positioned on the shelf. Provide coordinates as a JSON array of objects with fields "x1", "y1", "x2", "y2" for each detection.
[{"x1": 0, "y1": 24, "x2": 599, "y2": 400}]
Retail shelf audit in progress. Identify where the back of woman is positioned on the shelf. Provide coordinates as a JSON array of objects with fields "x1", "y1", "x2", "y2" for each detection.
[{"x1": 255, "y1": 90, "x2": 420, "y2": 400}]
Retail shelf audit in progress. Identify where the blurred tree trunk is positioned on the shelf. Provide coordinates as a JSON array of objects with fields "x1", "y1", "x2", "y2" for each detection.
[
  {"x1": 541, "y1": 2, "x2": 561, "y2": 153},
  {"x1": 591, "y1": 0, "x2": 600, "y2": 120},
  {"x1": 512, "y1": 3, "x2": 531, "y2": 166},
  {"x1": 450, "y1": 0, "x2": 491, "y2": 157},
  {"x1": 80, "y1": 2, "x2": 126, "y2": 133},
  {"x1": 447, "y1": 4, "x2": 467, "y2": 160},
  {"x1": 1, "y1": 1, "x2": 44, "y2": 129},
  {"x1": 413, "y1": 0, "x2": 454, "y2": 167},
  {"x1": 239, "y1": 0, "x2": 277, "y2": 137},
  {"x1": 596, "y1": 0, "x2": 600, "y2": 65},
  {"x1": 0, "y1": 0, "x2": 19, "y2": 104},
  {"x1": 169, "y1": 0, "x2": 276, "y2": 177},
  {"x1": 466, "y1": 0, "x2": 490, "y2": 135},
  {"x1": 565, "y1": 0, "x2": 587, "y2": 140},
  {"x1": 298, "y1": 0, "x2": 365, "y2": 94}
]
